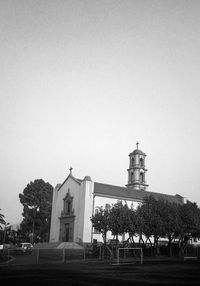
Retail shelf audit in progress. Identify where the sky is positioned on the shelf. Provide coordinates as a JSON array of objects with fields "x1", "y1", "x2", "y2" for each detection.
[{"x1": 1, "y1": 0, "x2": 200, "y2": 225}]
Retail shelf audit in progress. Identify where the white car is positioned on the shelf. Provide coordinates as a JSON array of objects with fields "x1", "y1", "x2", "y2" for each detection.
[{"x1": 18, "y1": 242, "x2": 33, "y2": 253}]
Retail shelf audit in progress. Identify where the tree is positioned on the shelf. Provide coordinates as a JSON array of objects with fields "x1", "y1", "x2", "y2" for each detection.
[
  {"x1": 0, "y1": 209, "x2": 5, "y2": 229},
  {"x1": 0, "y1": 209, "x2": 6, "y2": 243},
  {"x1": 177, "y1": 201, "x2": 200, "y2": 255},
  {"x1": 157, "y1": 200, "x2": 180, "y2": 256},
  {"x1": 127, "y1": 206, "x2": 141, "y2": 244},
  {"x1": 91, "y1": 206, "x2": 110, "y2": 246},
  {"x1": 137, "y1": 197, "x2": 200, "y2": 257},
  {"x1": 109, "y1": 201, "x2": 138, "y2": 244},
  {"x1": 19, "y1": 179, "x2": 53, "y2": 243},
  {"x1": 109, "y1": 201, "x2": 126, "y2": 240},
  {"x1": 136, "y1": 196, "x2": 164, "y2": 253}
]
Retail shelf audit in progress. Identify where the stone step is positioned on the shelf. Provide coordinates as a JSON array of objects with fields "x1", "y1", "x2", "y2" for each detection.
[
  {"x1": 34, "y1": 242, "x2": 60, "y2": 249},
  {"x1": 57, "y1": 242, "x2": 84, "y2": 249}
]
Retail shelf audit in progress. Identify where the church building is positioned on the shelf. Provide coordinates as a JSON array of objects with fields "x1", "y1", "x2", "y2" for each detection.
[{"x1": 49, "y1": 144, "x2": 184, "y2": 244}]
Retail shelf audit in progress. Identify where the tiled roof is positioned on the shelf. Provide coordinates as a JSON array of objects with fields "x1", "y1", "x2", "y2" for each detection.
[
  {"x1": 94, "y1": 182, "x2": 183, "y2": 204},
  {"x1": 56, "y1": 174, "x2": 184, "y2": 205}
]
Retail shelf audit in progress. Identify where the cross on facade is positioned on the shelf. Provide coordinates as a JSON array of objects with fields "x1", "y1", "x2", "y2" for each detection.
[
  {"x1": 69, "y1": 166, "x2": 73, "y2": 175},
  {"x1": 136, "y1": 141, "x2": 139, "y2": 149}
]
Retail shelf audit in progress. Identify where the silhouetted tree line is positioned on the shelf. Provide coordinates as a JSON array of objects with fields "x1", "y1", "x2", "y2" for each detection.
[{"x1": 91, "y1": 196, "x2": 200, "y2": 256}]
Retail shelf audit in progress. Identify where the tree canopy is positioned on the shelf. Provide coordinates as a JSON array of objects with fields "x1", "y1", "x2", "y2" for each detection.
[
  {"x1": 91, "y1": 196, "x2": 200, "y2": 256},
  {"x1": 90, "y1": 206, "x2": 110, "y2": 245},
  {"x1": 0, "y1": 209, "x2": 5, "y2": 229},
  {"x1": 19, "y1": 179, "x2": 53, "y2": 243}
]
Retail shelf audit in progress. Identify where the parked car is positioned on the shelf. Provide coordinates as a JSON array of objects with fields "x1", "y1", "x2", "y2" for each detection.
[
  {"x1": 0, "y1": 243, "x2": 13, "y2": 250},
  {"x1": 17, "y1": 242, "x2": 33, "y2": 254},
  {"x1": 0, "y1": 243, "x2": 17, "y2": 255}
]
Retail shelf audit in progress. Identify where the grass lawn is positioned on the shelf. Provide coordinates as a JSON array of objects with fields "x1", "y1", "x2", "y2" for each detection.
[{"x1": 0, "y1": 260, "x2": 200, "y2": 285}]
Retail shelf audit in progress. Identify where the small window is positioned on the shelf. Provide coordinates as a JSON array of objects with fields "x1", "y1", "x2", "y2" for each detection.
[
  {"x1": 67, "y1": 201, "x2": 71, "y2": 214},
  {"x1": 140, "y1": 172, "x2": 144, "y2": 183},
  {"x1": 63, "y1": 192, "x2": 74, "y2": 216},
  {"x1": 131, "y1": 172, "x2": 134, "y2": 182}
]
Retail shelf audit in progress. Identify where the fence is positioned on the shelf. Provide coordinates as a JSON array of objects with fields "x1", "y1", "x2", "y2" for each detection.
[
  {"x1": 0, "y1": 248, "x2": 86, "y2": 265},
  {"x1": 184, "y1": 244, "x2": 200, "y2": 259},
  {"x1": 116, "y1": 247, "x2": 143, "y2": 265},
  {"x1": 1, "y1": 244, "x2": 200, "y2": 266}
]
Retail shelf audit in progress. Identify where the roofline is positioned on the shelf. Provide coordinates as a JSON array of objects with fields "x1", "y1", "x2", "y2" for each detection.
[
  {"x1": 94, "y1": 192, "x2": 143, "y2": 203},
  {"x1": 57, "y1": 174, "x2": 81, "y2": 192},
  {"x1": 93, "y1": 181, "x2": 184, "y2": 203}
]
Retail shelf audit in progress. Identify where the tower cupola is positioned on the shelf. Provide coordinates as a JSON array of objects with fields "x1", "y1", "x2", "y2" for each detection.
[{"x1": 126, "y1": 142, "x2": 148, "y2": 191}]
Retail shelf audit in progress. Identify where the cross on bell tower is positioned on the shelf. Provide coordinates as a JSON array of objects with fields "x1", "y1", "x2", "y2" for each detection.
[{"x1": 126, "y1": 143, "x2": 149, "y2": 191}]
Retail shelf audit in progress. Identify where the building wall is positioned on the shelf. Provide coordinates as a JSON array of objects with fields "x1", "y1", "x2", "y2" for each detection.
[
  {"x1": 50, "y1": 176, "x2": 184, "y2": 244},
  {"x1": 49, "y1": 184, "x2": 60, "y2": 242},
  {"x1": 50, "y1": 176, "x2": 85, "y2": 243},
  {"x1": 49, "y1": 177, "x2": 143, "y2": 244},
  {"x1": 81, "y1": 180, "x2": 94, "y2": 243}
]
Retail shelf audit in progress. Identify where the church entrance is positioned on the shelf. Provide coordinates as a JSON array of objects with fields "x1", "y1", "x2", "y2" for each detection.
[
  {"x1": 65, "y1": 224, "x2": 70, "y2": 242},
  {"x1": 59, "y1": 217, "x2": 75, "y2": 242},
  {"x1": 65, "y1": 223, "x2": 74, "y2": 242}
]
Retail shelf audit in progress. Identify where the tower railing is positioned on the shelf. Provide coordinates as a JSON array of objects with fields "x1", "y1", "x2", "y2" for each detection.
[{"x1": 129, "y1": 164, "x2": 146, "y2": 169}]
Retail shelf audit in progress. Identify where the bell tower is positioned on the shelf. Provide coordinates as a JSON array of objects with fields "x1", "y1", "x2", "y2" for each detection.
[{"x1": 126, "y1": 142, "x2": 148, "y2": 191}]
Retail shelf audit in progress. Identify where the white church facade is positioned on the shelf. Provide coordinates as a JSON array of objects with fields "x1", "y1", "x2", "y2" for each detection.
[{"x1": 49, "y1": 144, "x2": 184, "y2": 244}]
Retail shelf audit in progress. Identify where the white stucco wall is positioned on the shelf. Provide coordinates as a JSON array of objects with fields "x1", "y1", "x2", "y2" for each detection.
[
  {"x1": 49, "y1": 184, "x2": 59, "y2": 242},
  {"x1": 82, "y1": 180, "x2": 94, "y2": 243},
  {"x1": 49, "y1": 176, "x2": 85, "y2": 242}
]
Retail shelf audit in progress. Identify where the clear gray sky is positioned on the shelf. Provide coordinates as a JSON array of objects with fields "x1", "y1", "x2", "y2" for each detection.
[{"x1": 1, "y1": 0, "x2": 200, "y2": 225}]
